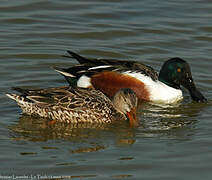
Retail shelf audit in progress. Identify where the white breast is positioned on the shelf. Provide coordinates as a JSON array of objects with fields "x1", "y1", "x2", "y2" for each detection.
[{"x1": 123, "y1": 72, "x2": 183, "y2": 104}]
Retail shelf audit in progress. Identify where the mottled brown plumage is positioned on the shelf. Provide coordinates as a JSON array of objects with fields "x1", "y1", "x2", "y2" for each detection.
[{"x1": 6, "y1": 86, "x2": 138, "y2": 126}]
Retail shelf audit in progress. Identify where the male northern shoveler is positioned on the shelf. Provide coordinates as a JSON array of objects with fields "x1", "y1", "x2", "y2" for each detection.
[
  {"x1": 54, "y1": 50, "x2": 207, "y2": 104},
  {"x1": 6, "y1": 87, "x2": 138, "y2": 127}
]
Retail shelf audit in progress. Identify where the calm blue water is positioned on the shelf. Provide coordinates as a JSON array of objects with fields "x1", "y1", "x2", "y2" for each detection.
[{"x1": 0, "y1": 0, "x2": 212, "y2": 179}]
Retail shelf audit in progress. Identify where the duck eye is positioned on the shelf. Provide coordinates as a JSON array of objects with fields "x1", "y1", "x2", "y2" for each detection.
[{"x1": 177, "y1": 68, "x2": 181, "y2": 73}]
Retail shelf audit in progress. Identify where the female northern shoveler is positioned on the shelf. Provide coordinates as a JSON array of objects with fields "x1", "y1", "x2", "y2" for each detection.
[
  {"x1": 54, "y1": 50, "x2": 207, "y2": 104},
  {"x1": 6, "y1": 87, "x2": 138, "y2": 127}
]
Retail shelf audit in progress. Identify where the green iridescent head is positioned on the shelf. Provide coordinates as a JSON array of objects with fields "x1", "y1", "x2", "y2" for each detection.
[{"x1": 159, "y1": 57, "x2": 207, "y2": 102}]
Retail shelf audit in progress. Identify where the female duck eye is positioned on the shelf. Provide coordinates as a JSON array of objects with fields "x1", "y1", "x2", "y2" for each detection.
[{"x1": 177, "y1": 68, "x2": 181, "y2": 73}]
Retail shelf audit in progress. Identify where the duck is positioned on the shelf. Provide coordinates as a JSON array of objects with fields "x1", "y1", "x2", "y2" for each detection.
[
  {"x1": 6, "y1": 87, "x2": 138, "y2": 127},
  {"x1": 54, "y1": 50, "x2": 207, "y2": 104}
]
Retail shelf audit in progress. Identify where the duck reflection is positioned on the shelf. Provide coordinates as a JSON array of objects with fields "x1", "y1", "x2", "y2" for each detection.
[{"x1": 9, "y1": 114, "x2": 137, "y2": 148}]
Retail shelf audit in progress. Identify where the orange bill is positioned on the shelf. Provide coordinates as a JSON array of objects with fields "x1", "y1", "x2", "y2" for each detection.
[{"x1": 126, "y1": 107, "x2": 139, "y2": 128}]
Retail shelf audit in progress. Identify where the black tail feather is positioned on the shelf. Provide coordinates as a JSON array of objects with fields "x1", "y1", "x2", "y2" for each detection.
[
  {"x1": 66, "y1": 50, "x2": 89, "y2": 64},
  {"x1": 65, "y1": 50, "x2": 133, "y2": 66}
]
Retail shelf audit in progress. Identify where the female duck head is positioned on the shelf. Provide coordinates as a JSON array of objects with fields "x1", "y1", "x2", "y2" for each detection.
[{"x1": 112, "y1": 88, "x2": 138, "y2": 127}]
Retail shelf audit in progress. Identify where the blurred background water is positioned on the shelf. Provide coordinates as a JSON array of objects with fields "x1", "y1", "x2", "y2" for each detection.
[{"x1": 0, "y1": 0, "x2": 212, "y2": 179}]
